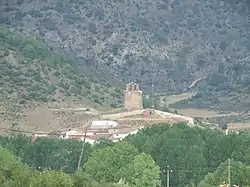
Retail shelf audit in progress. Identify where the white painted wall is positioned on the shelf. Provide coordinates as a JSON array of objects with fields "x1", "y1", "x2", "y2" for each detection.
[
  {"x1": 86, "y1": 132, "x2": 95, "y2": 136},
  {"x1": 113, "y1": 133, "x2": 128, "y2": 139},
  {"x1": 111, "y1": 129, "x2": 139, "y2": 140},
  {"x1": 34, "y1": 134, "x2": 48, "y2": 137},
  {"x1": 65, "y1": 130, "x2": 79, "y2": 139},
  {"x1": 83, "y1": 138, "x2": 96, "y2": 145},
  {"x1": 90, "y1": 120, "x2": 119, "y2": 129},
  {"x1": 154, "y1": 110, "x2": 194, "y2": 125}
]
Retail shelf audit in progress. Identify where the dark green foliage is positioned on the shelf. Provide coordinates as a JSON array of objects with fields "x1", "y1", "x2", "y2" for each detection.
[
  {"x1": 0, "y1": 136, "x2": 92, "y2": 173},
  {"x1": 200, "y1": 159, "x2": 250, "y2": 186},
  {"x1": 125, "y1": 123, "x2": 250, "y2": 186},
  {"x1": 2, "y1": 124, "x2": 250, "y2": 186}
]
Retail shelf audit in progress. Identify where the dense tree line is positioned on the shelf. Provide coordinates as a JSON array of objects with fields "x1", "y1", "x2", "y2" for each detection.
[
  {"x1": 1, "y1": 123, "x2": 250, "y2": 186},
  {"x1": 0, "y1": 145, "x2": 129, "y2": 187}
]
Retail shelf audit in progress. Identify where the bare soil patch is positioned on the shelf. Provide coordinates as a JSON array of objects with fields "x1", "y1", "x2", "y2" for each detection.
[{"x1": 1, "y1": 102, "x2": 98, "y2": 133}]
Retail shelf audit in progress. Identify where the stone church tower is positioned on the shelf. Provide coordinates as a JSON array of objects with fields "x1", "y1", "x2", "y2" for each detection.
[{"x1": 123, "y1": 82, "x2": 143, "y2": 110}]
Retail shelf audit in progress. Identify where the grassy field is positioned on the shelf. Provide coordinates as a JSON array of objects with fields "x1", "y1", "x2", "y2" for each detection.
[
  {"x1": 176, "y1": 108, "x2": 238, "y2": 118},
  {"x1": 161, "y1": 92, "x2": 195, "y2": 106},
  {"x1": 161, "y1": 92, "x2": 241, "y2": 119},
  {"x1": 160, "y1": 92, "x2": 250, "y2": 128}
]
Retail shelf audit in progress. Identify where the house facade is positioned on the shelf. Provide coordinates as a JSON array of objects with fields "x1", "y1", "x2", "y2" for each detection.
[
  {"x1": 90, "y1": 120, "x2": 119, "y2": 129},
  {"x1": 110, "y1": 128, "x2": 139, "y2": 142}
]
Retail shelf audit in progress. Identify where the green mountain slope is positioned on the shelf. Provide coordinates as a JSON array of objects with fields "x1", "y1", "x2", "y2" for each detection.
[
  {"x1": 0, "y1": 28, "x2": 123, "y2": 124},
  {"x1": 1, "y1": 0, "x2": 250, "y2": 111}
]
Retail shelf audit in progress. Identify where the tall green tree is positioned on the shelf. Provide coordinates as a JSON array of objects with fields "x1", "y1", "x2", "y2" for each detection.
[
  {"x1": 84, "y1": 141, "x2": 139, "y2": 183},
  {"x1": 121, "y1": 153, "x2": 161, "y2": 187},
  {"x1": 29, "y1": 170, "x2": 74, "y2": 187},
  {"x1": 72, "y1": 171, "x2": 98, "y2": 187},
  {"x1": 0, "y1": 134, "x2": 31, "y2": 160},
  {"x1": 0, "y1": 146, "x2": 32, "y2": 187},
  {"x1": 199, "y1": 159, "x2": 250, "y2": 186},
  {"x1": 125, "y1": 123, "x2": 208, "y2": 187},
  {"x1": 24, "y1": 137, "x2": 92, "y2": 173}
]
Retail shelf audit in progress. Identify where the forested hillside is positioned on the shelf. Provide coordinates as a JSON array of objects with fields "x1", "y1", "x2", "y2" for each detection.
[
  {"x1": 1, "y1": 123, "x2": 250, "y2": 186},
  {"x1": 0, "y1": 27, "x2": 123, "y2": 126},
  {"x1": 1, "y1": 0, "x2": 250, "y2": 111},
  {"x1": 0, "y1": 28, "x2": 122, "y2": 106}
]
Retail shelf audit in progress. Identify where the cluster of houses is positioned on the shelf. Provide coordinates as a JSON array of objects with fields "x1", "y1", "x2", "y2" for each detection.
[
  {"x1": 32, "y1": 82, "x2": 195, "y2": 143},
  {"x1": 32, "y1": 120, "x2": 143, "y2": 144}
]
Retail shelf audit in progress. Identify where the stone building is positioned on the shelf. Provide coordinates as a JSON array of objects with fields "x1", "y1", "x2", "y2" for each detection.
[{"x1": 123, "y1": 82, "x2": 143, "y2": 110}]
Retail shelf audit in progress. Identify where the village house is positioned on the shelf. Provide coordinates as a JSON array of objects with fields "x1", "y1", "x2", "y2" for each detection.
[
  {"x1": 86, "y1": 129, "x2": 109, "y2": 136},
  {"x1": 32, "y1": 131, "x2": 49, "y2": 142},
  {"x1": 32, "y1": 125, "x2": 143, "y2": 144},
  {"x1": 32, "y1": 130, "x2": 64, "y2": 141},
  {"x1": 32, "y1": 82, "x2": 195, "y2": 143},
  {"x1": 109, "y1": 126, "x2": 143, "y2": 142},
  {"x1": 83, "y1": 122, "x2": 142, "y2": 144},
  {"x1": 42, "y1": 122, "x2": 140, "y2": 145},
  {"x1": 83, "y1": 133, "x2": 113, "y2": 145},
  {"x1": 89, "y1": 120, "x2": 119, "y2": 129},
  {"x1": 62, "y1": 129, "x2": 79, "y2": 139}
]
